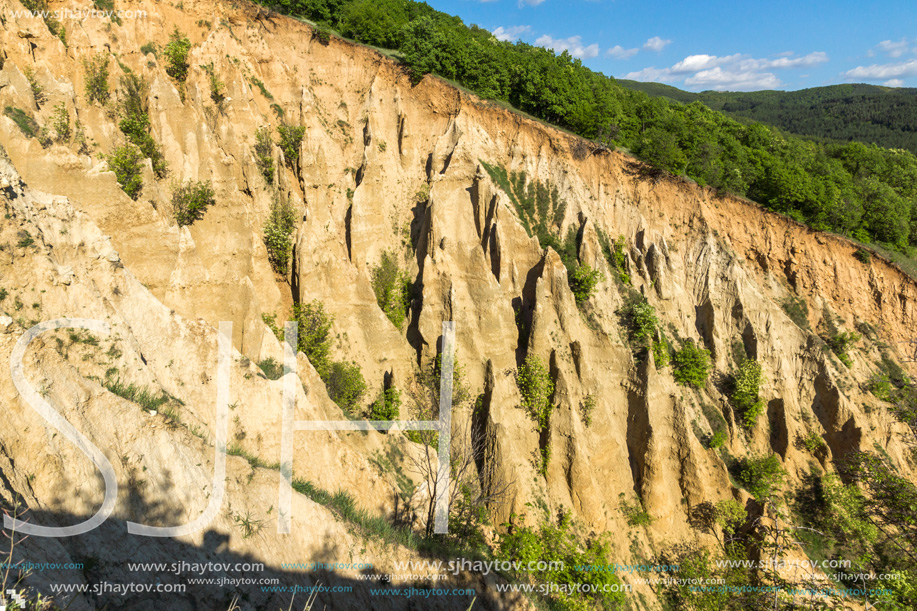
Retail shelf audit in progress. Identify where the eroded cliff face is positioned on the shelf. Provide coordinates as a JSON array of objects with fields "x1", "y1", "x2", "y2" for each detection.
[{"x1": 0, "y1": 0, "x2": 916, "y2": 609}]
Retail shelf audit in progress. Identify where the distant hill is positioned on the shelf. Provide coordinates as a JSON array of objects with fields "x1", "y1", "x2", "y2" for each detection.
[{"x1": 617, "y1": 81, "x2": 917, "y2": 153}]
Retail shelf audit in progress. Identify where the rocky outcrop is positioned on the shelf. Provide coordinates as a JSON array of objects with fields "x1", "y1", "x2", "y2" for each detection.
[{"x1": 1, "y1": 1, "x2": 916, "y2": 608}]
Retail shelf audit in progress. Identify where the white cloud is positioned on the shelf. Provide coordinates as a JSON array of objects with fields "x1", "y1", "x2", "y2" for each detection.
[
  {"x1": 877, "y1": 38, "x2": 910, "y2": 58},
  {"x1": 606, "y1": 45, "x2": 638, "y2": 60},
  {"x1": 685, "y1": 67, "x2": 781, "y2": 91},
  {"x1": 492, "y1": 25, "x2": 531, "y2": 42},
  {"x1": 643, "y1": 36, "x2": 671, "y2": 52},
  {"x1": 884, "y1": 78, "x2": 905, "y2": 87},
  {"x1": 518, "y1": 0, "x2": 545, "y2": 6},
  {"x1": 844, "y1": 59, "x2": 917, "y2": 80},
  {"x1": 623, "y1": 51, "x2": 827, "y2": 91},
  {"x1": 535, "y1": 34, "x2": 600, "y2": 59}
]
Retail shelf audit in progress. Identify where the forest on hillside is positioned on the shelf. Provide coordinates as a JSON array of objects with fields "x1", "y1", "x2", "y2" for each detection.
[
  {"x1": 619, "y1": 81, "x2": 917, "y2": 155},
  {"x1": 263, "y1": 0, "x2": 917, "y2": 263}
]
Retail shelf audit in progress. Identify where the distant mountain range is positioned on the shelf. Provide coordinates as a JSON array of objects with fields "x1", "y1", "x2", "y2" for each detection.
[{"x1": 616, "y1": 81, "x2": 917, "y2": 154}]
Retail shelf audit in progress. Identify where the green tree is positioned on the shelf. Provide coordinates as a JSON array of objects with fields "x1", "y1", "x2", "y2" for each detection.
[
  {"x1": 162, "y1": 29, "x2": 192, "y2": 82},
  {"x1": 293, "y1": 300, "x2": 333, "y2": 378},
  {"x1": 672, "y1": 340, "x2": 711, "y2": 389}
]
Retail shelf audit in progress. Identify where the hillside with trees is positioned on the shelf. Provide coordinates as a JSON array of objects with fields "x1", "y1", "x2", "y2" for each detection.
[
  {"x1": 267, "y1": 0, "x2": 917, "y2": 267},
  {"x1": 619, "y1": 80, "x2": 917, "y2": 154}
]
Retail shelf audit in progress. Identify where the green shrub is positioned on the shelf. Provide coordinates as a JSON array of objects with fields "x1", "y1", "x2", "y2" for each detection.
[
  {"x1": 781, "y1": 296, "x2": 810, "y2": 330},
  {"x1": 253, "y1": 126, "x2": 274, "y2": 184},
  {"x1": 24, "y1": 67, "x2": 46, "y2": 106},
  {"x1": 50, "y1": 102, "x2": 70, "y2": 142},
  {"x1": 257, "y1": 357, "x2": 283, "y2": 380},
  {"x1": 516, "y1": 354, "x2": 554, "y2": 430},
  {"x1": 261, "y1": 313, "x2": 283, "y2": 342},
  {"x1": 140, "y1": 42, "x2": 158, "y2": 57},
  {"x1": 568, "y1": 263, "x2": 604, "y2": 304},
  {"x1": 798, "y1": 431, "x2": 828, "y2": 457},
  {"x1": 293, "y1": 300, "x2": 332, "y2": 378},
  {"x1": 609, "y1": 234, "x2": 631, "y2": 285},
  {"x1": 714, "y1": 499, "x2": 746, "y2": 535},
  {"x1": 652, "y1": 337, "x2": 670, "y2": 368},
  {"x1": 201, "y1": 62, "x2": 225, "y2": 105},
  {"x1": 263, "y1": 194, "x2": 297, "y2": 274},
  {"x1": 4, "y1": 106, "x2": 39, "y2": 139},
  {"x1": 827, "y1": 330, "x2": 860, "y2": 368},
  {"x1": 868, "y1": 373, "x2": 894, "y2": 402},
  {"x1": 706, "y1": 430, "x2": 727, "y2": 449},
  {"x1": 104, "y1": 142, "x2": 144, "y2": 200},
  {"x1": 619, "y1": 493, "x2": 653, "y2": 526},
  {"x1": 370, "y1": 251, "x2": 412, "y2": 329},
  {"x1": 171, "y1": 180, "x2": 215, "y2": 226},
  {"x1": 162, "y1": 29, "x2": 192, "y2": 82},
  {"x1": 103, "y1": 377, "x2": 169, "y2": 412},
  {"x1": 83, "y1": 53, "x2": 110, "y2": 105},
  {"x1": 672, "y1": 339, "x2": 711, "y2": 389},
  {"x1": 732, "y1": 358, "x2": 765, "y2": 429},
  {"x1": 854, "y1": 248, "x2": 872, "y2": 264},
  {"x1": 498, "y1": 511, "x2": 625, "y2": 611},
  {"x1": 735, "y1": 454, "x2": 784, "y2": 501},
  {"x1": 325, "y1": 360, "x2": 366, "y2": 414},
  {"x1": 277, "y1": 123, "x2": 305, "y2": 169},
  {"x1": 623, "y1": 299, "x2": 658, "y2": 346},
  {"x1": 369, "y1": 387, "x2": 401, "y2": 421},
  {"x1": 118, "y1": 73, "x2": 167, "y2": 178}
]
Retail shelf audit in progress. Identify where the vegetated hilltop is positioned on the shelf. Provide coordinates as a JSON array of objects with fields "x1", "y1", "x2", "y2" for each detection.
[
  {"x1": 619, "y1": 79, "x2": 917, "y2": 155},
  {"x1": 0, "y1": 0, "x2": 916, "y2": 610},
  {"x1": 256, "y1": 0, "x2": 917, "y2": 272}
]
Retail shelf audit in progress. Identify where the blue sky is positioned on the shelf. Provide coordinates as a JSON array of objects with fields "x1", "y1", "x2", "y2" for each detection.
[{"x1": 426, "y1": 0, "x2": 917, "y2": 91}]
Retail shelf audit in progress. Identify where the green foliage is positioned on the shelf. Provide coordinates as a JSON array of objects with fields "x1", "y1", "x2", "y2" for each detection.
[
  {"x1": 498, "y1": 511, "x2": 624, "y2": 611},
  {"x1": 171, "y1": 180, "x2": 216, "y2": 226},
  {"x1": 103, "y1": 142, "x2": 144, "y2": 200},
  {"x1": 324, "y1": 360, "x2": 366, "y2": 414},
  {"x1": 516, "y1": 354, "x2": 554, "y2": 430},
  {"x1": 732, "y1": 358, "x2": 765, "y2": 429},
  {"x1": 797, "y1": 431, "x2": 828, "y2": 457},
  {"x1": 652, "y1": 337, "x2": 670, "y2": 368},
  {"x1": 83, "y1": 53, "x2": 110, "y2": 105},
  {"x1": 140, "y1": 42, "x2": 158, "y2": 57},
  {"x1": 780, "y1": 295, "x2": 810, "y2": 330},
  {"x1": 253, "y1": 126, "x2": 275, "y2": 184},
  {"x1": 200, "y1": 62, "x2": 225, "y2": 105},
  {"x1": 713, "y1": 499, "x2": 746, "y2": 535},
  {"x1": 49, "y1": 102, "x2": 70, "y2": 142},
  {"x1": 370, "y1": 251, "x2": 412, "y2": 329},
  {"x1": 597, "y1": 231, "x2": 631, "y2": 285},
  {"x1": 23, "y1": 67, "x2": 46, "y2": 106},
  {"x1": 118, "y1": 73, "x2": 167, "y2": 178},
  {"x1": 827, "y1": 330, "x2": 860, "y2": 367},
  {"x1": 672, "y1": 339, "x2": 712, "y2": 389},
  {"x1": 261, "y1": 312, "x2": 283, "y2": 341},
  {"x1": 706, "y1": 430, "x2": 727, "y2": 449},
  {"x1": 162, "y1": 29, "x2": 192, "y2": 82},
  {"x1": 4, "y1": 106, "x2": 39, "y2": 139},
  {"x1": 277, "y1": 123, "x2": 306, "y2": 169},
  {"x1": 263, "y1": 194, "x2": 297, "y2": 274},
  {"x1": 854, "y1": 248, "x2": 872, "y2": 264},
  {"x1": 735, "y1": 454, "x2": 784, "y2": 501},
  {"x1": 293, "y1": 300, "x2": 333, "y2": 378},
  {"x1": 103, "y1": 377, "x2": 170, "y2": 412},
  {"x1": 623, "y1": 298, "x2": 658, "y2": 347},
  {"x1": 257, "y1": 357, "x2": 283, "y2": 380},
  {"x1": 619, "y1": 493, "x2": 653, "y2": 526},
  {"x1": 369, "y1": 387, "x2": 401, "y2": 421},
  {"x1": 250, "y1": 0, "x2": 917, "y2": 260},
  {"x1": 568, "y1": 264, "x2": 604, "y2": 304}
]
